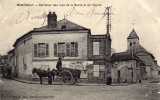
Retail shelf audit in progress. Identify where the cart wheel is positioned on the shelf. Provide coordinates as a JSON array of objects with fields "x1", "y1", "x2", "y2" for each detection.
[{"x1": 62, "y1": 70, "x2": 75, "y2": 84}]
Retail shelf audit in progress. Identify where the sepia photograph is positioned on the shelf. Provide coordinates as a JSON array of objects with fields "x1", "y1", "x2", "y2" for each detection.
[{"x1": 0, "y1": 0, "x2": 160, "y2": 100}]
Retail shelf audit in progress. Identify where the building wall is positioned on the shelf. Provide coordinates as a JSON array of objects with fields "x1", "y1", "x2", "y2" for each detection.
[
  {"x1": 112, "y1": 60, "x2": 140, "y2": 83},
  {"x1": 87, "y1": 35, "x2": 111, "y2": 81},
  {"x1": 15, "y1": 36, "x2": 33, "y2": 78},
  {"x1": 7, "y1": 51, "x2": 16, "y2": 76},
  {"x1": 31, "y1": 31, "x2": 88, "y2": 76},
  {"x1": 151, "y1": 70, "x2": 160, "y2": 79},
  {"x1": 32, "y1": 32, "x2": 88, "y2": 60},
  {"x1": 137, "y1": 53, "x2": 157, "y2": 79}
]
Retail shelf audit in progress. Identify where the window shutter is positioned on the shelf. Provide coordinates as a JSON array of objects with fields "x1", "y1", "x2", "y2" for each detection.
[
  {"x1": 75, "y1": 42, "x2": 78, "y2": 57},
  {"x1": 66, "y1": 43, "x2": 70, "y2": 56},
  {"x1": 34, "y1": 44, "x2": 37, "y2": 57},
  {"x1": 46, "y1": 44, "x2": 49, "y2": 57},
  {"x1": 54, "y1": 43, "x2": 57, "y2": 57}
]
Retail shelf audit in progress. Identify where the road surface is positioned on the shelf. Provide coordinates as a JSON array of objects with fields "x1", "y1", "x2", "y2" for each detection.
[{"x1": 0, "y1": 78, "x2": 160, "y2": 100}]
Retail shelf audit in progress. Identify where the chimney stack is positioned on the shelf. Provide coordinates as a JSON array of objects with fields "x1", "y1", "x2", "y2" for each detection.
[{"x1": 47, "y1": 12, "x2": 57, "y2": 28}]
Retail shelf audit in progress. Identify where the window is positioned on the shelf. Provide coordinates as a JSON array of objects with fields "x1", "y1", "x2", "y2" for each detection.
[
  {"x1": 158, "y1": 71, "x2": 160, "y2": 75},
  {"x1": 99, "y1": 65, "x2": 105, "y2": 79},
  {"x1": 71, "y1": 42, "x2": 78, "y2": 57},
  {"x1": 58, "y1": 42, "x2": 65, "y2": 57},
  {"x1": 93, "y1": 42, "x2": 100, "y2": 55},
  {"x1": 54, "y1": 42, "x2": 78, "y2": 57},
  {"x1": 66, "y1": 43, "x2": 71, "y2": 56},
  {"x1": 61, "y1": 25, "x2": 66, "y2": 29},
  {"x1": 34, "y1": 43, "x2": 49, "y2": 57},
  {"x1": 133, "y1": 42, "x2": 136, "y2": 45},
  {"x1": 93, "y1": 65, "x2": 100, "y2": 77},
  {"x1": 93, "y1": 65, "x2": 105, "y2": 78},
  {"x1": 130, "y1": 43, "x2": 132, "y2": 46}
]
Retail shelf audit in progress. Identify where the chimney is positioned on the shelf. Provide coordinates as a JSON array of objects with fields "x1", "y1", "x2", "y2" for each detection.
[{"x1": 47, "y1": 12, "x2": 57, "y2": 28}]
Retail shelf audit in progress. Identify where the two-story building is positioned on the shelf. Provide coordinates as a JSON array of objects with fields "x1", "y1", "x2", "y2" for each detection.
[{"x1": 12, "y1": 12, "x2": 112, "y2": 82}]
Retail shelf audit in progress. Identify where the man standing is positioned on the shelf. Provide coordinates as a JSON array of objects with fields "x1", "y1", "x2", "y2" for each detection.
[{"x1": 47, "y1": 68, "x2": 52, "y2": 85}]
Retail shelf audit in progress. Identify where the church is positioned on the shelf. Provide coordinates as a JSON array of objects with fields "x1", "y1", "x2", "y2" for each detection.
[{"x1": 111, "y1": 29, "x2": 160, "y2": 83}]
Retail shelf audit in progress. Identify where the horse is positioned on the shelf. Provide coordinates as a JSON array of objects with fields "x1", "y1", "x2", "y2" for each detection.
[{"x1": 32, "y1": 68, "x2": 55, "y2": 84}]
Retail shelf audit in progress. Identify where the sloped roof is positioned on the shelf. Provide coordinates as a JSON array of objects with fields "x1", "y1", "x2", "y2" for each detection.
[
  {"x1": 111, "y1": 52, "x2": 140, "y2": 62},
  {"x1": 13, "y1": 19, "x2": 90, "y2": 47},
  {"x1": 126, "y1": 45, "x2": 155, "y2": 66},
  {"x1": 127, "y1": 29, "x2": 139, "y2": 39},
  {"x1": 134, "y1": 45, "x2": 155, "y2": 59},
  {"x1": 34, "y1": 19, "x2": 89, "y2": 31}
]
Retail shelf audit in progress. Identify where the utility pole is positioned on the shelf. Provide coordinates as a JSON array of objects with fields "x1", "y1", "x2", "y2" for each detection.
[
  {"x1": 105, "y1": 6, "x2": 112, "y2": 85},
  {"x1": 105, "y1": 6, "x2": 111, "y2": 37}
]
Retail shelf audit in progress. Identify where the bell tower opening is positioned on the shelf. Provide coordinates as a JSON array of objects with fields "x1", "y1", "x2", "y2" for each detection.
[{"x1": 127, "y1": 29, "x2": 140, "y2": 52}]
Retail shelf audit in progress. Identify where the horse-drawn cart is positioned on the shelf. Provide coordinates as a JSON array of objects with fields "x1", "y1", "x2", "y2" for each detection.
[{"x1": 32, "y1": 67, "x2": 81, "y2": 85}]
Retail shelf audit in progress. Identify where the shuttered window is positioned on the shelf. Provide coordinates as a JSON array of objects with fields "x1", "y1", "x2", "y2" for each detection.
[
  {"x1": 54, "y1": 43, "x2": 57, "y2": 57},
  {"x1": 34, "y1": 43, "x2": 49, "y2": 57},
  {"x1": 75, "y1": 42, "x2": 78, "y2": 56},
  {"x1": 58, "y1": 42, "x2": 65, "y2": 57},
  {"x1": 54, "y1": 42, "x2": 78, "y2": 57},
  {"x1": 66, "y1": 43, "x2": 71, "y2": 56},
  {"x1": 34, "y1": 44, "x2": 38, "y2": 57}
]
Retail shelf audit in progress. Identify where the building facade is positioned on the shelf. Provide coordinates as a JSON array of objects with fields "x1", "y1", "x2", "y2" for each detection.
[
  {"x1": 12, "y1": 12, "x2": 112, "y2": 81},
  {"x1": 111, "y1": 52, "x2": 145, "y2": 83}
]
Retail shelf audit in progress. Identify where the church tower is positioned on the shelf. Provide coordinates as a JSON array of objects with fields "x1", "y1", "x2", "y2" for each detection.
[{"x1": 127, "y1": 28, "x2": 140, "y2": 53}]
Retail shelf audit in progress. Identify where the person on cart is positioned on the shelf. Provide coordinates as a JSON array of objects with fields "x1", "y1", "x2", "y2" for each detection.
[{"x1": 56, "y1": 57, "x2": 63, "y2": 73}]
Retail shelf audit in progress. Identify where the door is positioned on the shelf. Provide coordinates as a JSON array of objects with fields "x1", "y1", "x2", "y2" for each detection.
[{"x1": 117, "y1": 70, "x2": 120, "y2": 83}]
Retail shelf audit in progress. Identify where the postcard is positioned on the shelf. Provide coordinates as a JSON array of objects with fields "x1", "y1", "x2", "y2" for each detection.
[{"x1": 0, "y1": 0, "x2": 160, "y2": 100}]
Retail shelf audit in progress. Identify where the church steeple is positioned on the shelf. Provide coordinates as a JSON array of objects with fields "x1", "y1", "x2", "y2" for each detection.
[
  {"x1": 127, "y1": 28, "x2": 139, "y2": 40},
  {"x1": 127, "y1": 28, "x2": 140, "y2": 52}
]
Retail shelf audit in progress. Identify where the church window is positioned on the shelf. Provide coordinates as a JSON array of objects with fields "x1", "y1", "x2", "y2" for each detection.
[{"x1": 133, "y1": 42, "x2": 136, "y2": 46}]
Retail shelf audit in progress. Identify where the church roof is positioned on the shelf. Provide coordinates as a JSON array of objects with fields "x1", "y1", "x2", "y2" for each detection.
[
  {"x1": 34, "y1": 19, "x2": 89, "y2": 31},
  {"x1": 134, "y1": 45, "x2": 155, "y2": 59},
  {"x1": 126, "y1": 45, "x2": 155, "y2": 66},
  {"x1": 111, "y1": 52, "x2": 141, "y2": 62},
  {"x1": 127, "y1": 29, "x2": 139, "y2": 39}
]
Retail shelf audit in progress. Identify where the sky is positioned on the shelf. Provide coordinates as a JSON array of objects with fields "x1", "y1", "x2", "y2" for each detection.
[{"x1": 0, "y1": 0, "x2": 160, "y2": 64}]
